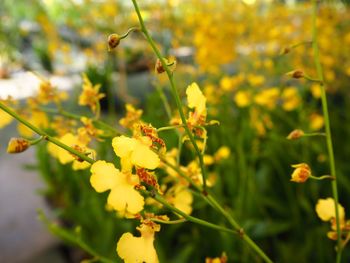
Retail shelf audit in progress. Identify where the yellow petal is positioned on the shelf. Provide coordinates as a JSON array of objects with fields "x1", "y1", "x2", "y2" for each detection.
[
  {"x1": 90, "y1": 161, "x2": 120, "y2": 193},
  {"x1": 315, "y1": 198, "x2": 345, "y2": 222},
  {"x1": 131, "y1": 141, "x2": 160, "y2": 170},
  {"x1": 58, "y1": 133, "x2": 78, "y2": 164},
  {"x1": 186, "y1": 82, "x2": 206, "y2": 115},
  {"x1": 0, "y1": 110, "x2": 13, "y2": 129},
  {"x1": 112, "y1": 136, "x2": 136, "y2": 158},
  {"x1": 108, "y1": 184, "x2": 144, "y2": 214},
  {"x1": 117, "y1": 225, "x2": 158, "y2": 263}
]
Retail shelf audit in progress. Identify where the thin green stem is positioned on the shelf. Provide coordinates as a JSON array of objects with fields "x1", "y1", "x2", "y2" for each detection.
[
  {"x1": 160, "y1": 156, "x2": 273, "y2": 263},
  {"x1": 151, "y1": 218, "x2": 187, "y2": 225},
  {"x1": 0, "y1": 102, "x2": 95, "y2": 164},
  {"x1": 312, "y1": 1, "x2": 341, "y2": 262},
  {"x1": 309, "y1": 175, "x2": 335, "y2": 181},
  {"x1": 302, "y1": 132, "x2": 326, "y2": 137},
  {"x1": 142, "y1": 190, "x2": 237, "y2": 235},
  {"x1": 157, "y1": 124, "x2": 184, "y2": 132},
  {"x1": 38, "y1": 211, "x2": 114, "y2": 263},
  {"x1": 131, "y1": 0, "x2": 208, "y2": 191},
  {"x1": 120, "y1": 27, "x2": 140, "y2": 40}
]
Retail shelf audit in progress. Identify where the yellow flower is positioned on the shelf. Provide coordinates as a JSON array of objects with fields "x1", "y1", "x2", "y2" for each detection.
[
  {"x1": 78, "y1": 73, "x2": 105, "y2": 113},
  {"x1": 119, "y1": 104, "x2": 143, "y2": 130},
  {"x1": 48, "y1": 133, "x2": 93, "y2": 170},
  {"x1": 309, "y1": 113, "x2": 324, "y2": 131},
  {"x1": 166, "y1": 185, "x2": 193, "y2": 215},
  {"x1": 282, "y1": 87, "x2": 301, "y2": 111},
  {"x1": 310, "y1": 84, "x2": 322, "y2": 99},
  {"x1": 0, "y1": 110, "x2": 13, "y2": 129},
  {"x1": 254, "y1": 87, "x2": 280, "y2": 110},
  {"x1": 315, "y1": 198, "x2": 345, "y2": 222},
  {"x1": 117, "y1": 223, "x2": 160, "y2": 263},
  {"x1": 18, "y1": 111, "x2": 49, "y2": 138},
  {"x1": 234, "y1": 90, "x2": 251, "y2": 108},
  {"x1": 112, "y1": 135, "x2": 160, "y2": 171},
  {"x1": 214, "y1": 146, "x2": 231, "y2": 161},
  {"x1": 186, "y1": 82, "x2": 207, "y2": 116},
  {"x1": 90, "y1": 161, "x2": 144, "y2": 214},
  {"x1": 290, "y1": 163, "x2": 311, "y2": 183}
]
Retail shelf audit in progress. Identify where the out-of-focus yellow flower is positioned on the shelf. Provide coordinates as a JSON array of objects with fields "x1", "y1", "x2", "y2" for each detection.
[
  {"x1": 47, "y1": 133, "x2": 92, "y2": 170},
  {"x1": 234, "y1": 90, "x2": 251, "y2": 108},
  {"x1": 112, "y1": 135, "x2": 160, "y2": 171},
  {"x1": 37, "y1": 79, "x2": 68, "y2": 105},
  {"x1": 247, "y1": 74, "x2": 265, "y2": 87},
  {"x1": 254, "y1": 87, "x2": 279, "y2": 110},
  {"x1": 18, "y1": 111, "x2": 49, "y2": 138},
  {"x1": 0, "y1": 110, "x2": 13, "y2": 129},
  {"x1": 205, "y1": 252, "x2": 228, "y2": 263},
  {"x1": 78, "y1": 73, "x2": 105, "y2": 113},
  {"x1": 117, "y1": 222, "x2": 160, "y2": 263},
  {"x1": 214, "y1": 146, "x2": 231, "y2": 161},
  {"x1": 203, "y1": 155, "x2": 214, "y2": 165},
  {"x1": 77, "y1": 117, "x2": 103, "y2": 145},
  {"x1": 309, "y1": 113, "x2": 324, "y2": 131},
  {"x1": 290, "y1": 163, "x2": 311, "y2": 183},
  {"x1": 186, "y1": 82, "x2": 207, "y2": 116},
  {"x1": 166, "y1": 185, "x2": 193, "y2": 215},
  {"x1": 119, "y1": 104, "x2": 143, "y2": 130},
  {"x1": 315, "y1": 198, "x2": 345, "y2": 222},
  {"x1": 310, "y1": 84, "x2": 322, "y2": 99},
  {"x1": 282, "y1": 87, "x2": 301, "y2": 111},
  {"x1": 90, "y1": 160, "x2": 144, "y2": 214}
]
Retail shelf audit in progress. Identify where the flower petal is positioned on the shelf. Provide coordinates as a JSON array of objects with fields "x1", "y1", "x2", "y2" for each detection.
[
  {"x1": 90, "y1": 161, "x2": 120, "y2": 192},
  {"x1": 131, "y1": 141, "x2": 160, "y2": 170},
  {"x1": 112, "y1": 136, "x2": 136, "y2": 158},
  {"x1": 108, "y1": 184, "x2": 144, "y2": 214}
]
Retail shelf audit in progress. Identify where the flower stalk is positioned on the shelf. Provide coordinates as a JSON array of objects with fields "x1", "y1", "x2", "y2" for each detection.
[{"x1": 311, "y1": 1, "x2": 341, "y2": 261}]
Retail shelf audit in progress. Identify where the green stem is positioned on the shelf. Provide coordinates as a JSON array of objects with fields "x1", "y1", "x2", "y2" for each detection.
[
  {"x1": 131, "y1": 0, "x2": 208, "y2": 191},
  {"x1": 309, "y1": 175, "x2": 335, "y2": 181},
  {"x1": 38, "y1": 211, "x2": 114, "y2": 263},
  {"x1": 0, "y1": 102, "x2": 95, "y2": 164},
  {"x1": 40, "y1": 107, "x2": 119, "y2": 134},
  {"x1": 302, "y1": 132, "x2": 326, "y2": 137},
  {"x1": 312, "y1": 1, "x2": 342, "y2": 262},
  {"x1": 157, "y1": 124, "x2": 184, "y2": 132},
  {"x1": 151, "y1": 218, "x2": 186, "y2": 225},
  {"x1": 142, "y1": 190, "x2": 237, "y2": 235},
  {"x1": 160, "y1": 156, "x2": 273, "y2": 263},
  {"x1": 120, "y1": 27, "x2": 140, "y2": 40}
]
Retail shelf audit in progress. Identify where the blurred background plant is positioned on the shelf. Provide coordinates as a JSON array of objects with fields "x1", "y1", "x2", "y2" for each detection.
[{"x1": 1, "y1": 0, "x2": 350, "y2": 262}]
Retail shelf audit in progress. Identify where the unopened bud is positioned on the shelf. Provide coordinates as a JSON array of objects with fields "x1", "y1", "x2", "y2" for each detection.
[
  {"x1": 154, "y1": 58, "x2": 176, "y2": 74},
  {"x1": 108, "y1": 34, "x2": 121, "y2": 51},
  {"x1": 280, "y1": 47, "x2": 291, "y2": 55},
  {"x1": 290, "y1": 163, "x2": 311, "y2": 183},
  {"x1": 287, "y1": 69, "x2": 304, "y2": 79},
  {"x1": 7, "y1": 137, "x2": 30, "y2": 154},
  {"x1": 155, "y1": 59, "x2": 165, "y2": 74},
  {"x1": 287, "y1": 129, "x2": 304, "y2": 140}
]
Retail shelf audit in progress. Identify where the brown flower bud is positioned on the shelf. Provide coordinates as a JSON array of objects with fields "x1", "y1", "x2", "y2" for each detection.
[
  {"x1": 287, "y1": 129, "x2": 305, "y2": 140},
  {"x1": 287, "y1": 70, "x2": 304, "y2": 79},
  {"x1": 280, "y1": 47, "x2": 291, "y2": 55},
  {"x1": 155, "y1": 59, "x2": 165, "y2": 74},
  {"x1": 108, "y1": 34, "x2": 121, "y2": 51},
  {"x1": 7, "y1": 137, "x2": 30, "y2": 154}
]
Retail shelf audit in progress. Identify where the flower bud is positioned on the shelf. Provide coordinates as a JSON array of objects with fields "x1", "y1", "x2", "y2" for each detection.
[
  {"x1": 108, "y1": 34, "x2": 121, "y2": 51},
  {"x1": 7, "y1": 137, "x2": 30, "y2": 154},
  {"x1": 280, "y1": 47, "x2": 291, "y2": 55},
  {"x1": 290, "y1": 163, "x2": 311, "y2": 183},
  {"x1": 155, "y1": 59, "x2": 165, "y2": 74},
  {"x1": 287, "y1": 129, "x2": 304, "y2": 140},
  {"x1": 287, "y1": 69, "x2": 304, "y2": 79}
]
